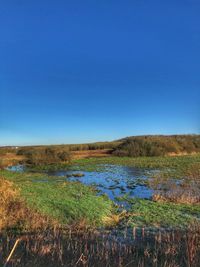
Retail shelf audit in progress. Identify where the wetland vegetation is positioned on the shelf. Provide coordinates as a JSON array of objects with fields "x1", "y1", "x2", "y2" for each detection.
[
  {"x1": 2, "y1": 226, "x2": 200, "y2": 267},
  {"x1": 1, "y1": 136, "x2": 200, "y2": 266}
]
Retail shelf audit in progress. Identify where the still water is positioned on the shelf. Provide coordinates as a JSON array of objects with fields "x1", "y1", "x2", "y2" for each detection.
[{"x1": 8, "y1": 164, "x2": 154, "y2": 201}]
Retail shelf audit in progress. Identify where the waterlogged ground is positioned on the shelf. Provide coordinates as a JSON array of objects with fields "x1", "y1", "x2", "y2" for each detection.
[
  {"x1": 7, "y1": 155, "x2": 200, "y2": 228},
  {"x1": 3, "y1": 156, "x2": 200, "y2": 266},
  {"x1": 45, "y1": 165, "x2": 154, "y2": 202},
  {"x1": 8, "y1": 164, "x2": 154, "y2": 203}
]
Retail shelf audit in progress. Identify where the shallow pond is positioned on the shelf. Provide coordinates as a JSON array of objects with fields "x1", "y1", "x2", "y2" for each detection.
[
  {"x1": 8, "y1": 164, "x2": 154, "y2": 202},
  {"x1": 46, "y1": 165, "x2": 154, "y2": 201}
]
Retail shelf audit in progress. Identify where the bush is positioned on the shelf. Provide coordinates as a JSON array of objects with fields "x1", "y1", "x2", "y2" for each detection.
[
  {"x1": 24, "y1": 148, "x2": 71, "y2": 166},
  {"x1": 113, "y1": 135, "x2": 200, "y2": 157}
]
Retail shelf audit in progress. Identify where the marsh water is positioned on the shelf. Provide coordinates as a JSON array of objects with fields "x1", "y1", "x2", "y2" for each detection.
[
  {"x1": 8, "y1": 164, "x2": 154, "y2": 202},
  {"x1": 47, "y1": 165, "x2": 153, "y2": 201}
]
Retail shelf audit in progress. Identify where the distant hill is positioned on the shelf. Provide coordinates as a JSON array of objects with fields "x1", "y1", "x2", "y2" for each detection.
[
  {"x1": 1, "y1": 135, "x2": 200, "y2": 160},
  {"x1": 113, "y1": 135, "x2": 200, "y2": 157}
]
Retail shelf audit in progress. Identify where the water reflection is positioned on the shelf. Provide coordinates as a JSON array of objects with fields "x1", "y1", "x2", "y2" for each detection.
[{"x1": 7, "y1": 164, "x2": 154, "y2": 204}]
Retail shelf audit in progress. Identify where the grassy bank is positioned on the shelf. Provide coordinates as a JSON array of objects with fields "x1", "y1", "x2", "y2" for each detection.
[{"x1": 0, "y1": 170, "x2": 113, "y2": 231}]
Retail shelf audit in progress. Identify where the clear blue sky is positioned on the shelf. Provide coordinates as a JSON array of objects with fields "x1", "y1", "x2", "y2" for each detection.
[{"x1": 0, "y1": 0, "x2": 200, "y2": 145}]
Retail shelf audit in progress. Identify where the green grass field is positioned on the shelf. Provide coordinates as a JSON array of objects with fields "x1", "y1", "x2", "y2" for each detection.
[{"x1": 1, "y1": 154, "x2": 200, "y2": 231}]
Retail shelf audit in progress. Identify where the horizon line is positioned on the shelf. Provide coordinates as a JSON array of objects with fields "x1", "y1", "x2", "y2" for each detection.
[{"x1": 1, "y1": 133, "x2": 199, "y2": 148}]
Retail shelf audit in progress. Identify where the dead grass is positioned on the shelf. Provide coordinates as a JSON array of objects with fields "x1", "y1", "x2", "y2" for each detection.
[
  {"x1": 102, "y1": 210, "x2": 140, "y2": 226},
  {"x1": 153, "y1": 191, "x2": 200, "y2": 204},
  {"x1": 167, "y1": 152, "x2": 198, "y2": 156},
  {"x1": 71, "y1": 149, "x2": 112, "y2": 159},
  {"x1": 152, "y1": 163, "x2": 200, "y2": 204},
  {"x1": 102, "y1": 212, "x2": 125, "y2": 226},
  {"x1": 2, "y1": 225, "x2": 200, "y2": 267}
]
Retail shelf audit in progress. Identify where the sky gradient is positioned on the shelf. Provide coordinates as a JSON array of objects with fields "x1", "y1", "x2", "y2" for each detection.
[{"x1": 0, "y1": 0, "x2": 200, "y2": 145}]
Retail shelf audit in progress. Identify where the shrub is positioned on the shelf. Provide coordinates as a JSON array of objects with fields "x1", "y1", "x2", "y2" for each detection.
[
  {"x1": 113, "y1": 135, "x2": 200, "y2": 157},
  {"x1": 24, "y1": 148, "x2": 71, "y2": 166}
]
